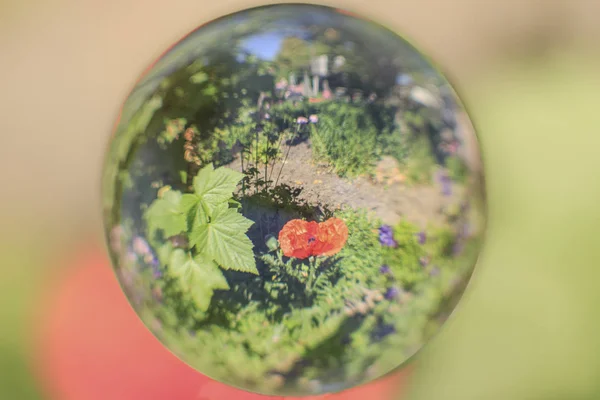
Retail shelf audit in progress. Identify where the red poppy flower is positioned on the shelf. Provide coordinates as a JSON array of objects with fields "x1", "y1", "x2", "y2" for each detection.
[
  {"x1": 278, "y1": 218, "x2": 349, "y2": 259},
  {"x1": 279, "y1": 219, "x2": 320, "y2": 259},
  {"x1": 313, "y1": 218, "x2": 349, "y2": 256}
]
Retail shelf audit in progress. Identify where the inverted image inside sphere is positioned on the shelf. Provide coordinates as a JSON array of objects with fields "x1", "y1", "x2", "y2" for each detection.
[{"x1": 102, "y1": 4, "x2": 486, "y2": 397}]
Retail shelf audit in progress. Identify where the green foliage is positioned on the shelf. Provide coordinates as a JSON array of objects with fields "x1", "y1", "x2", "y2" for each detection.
[
  {"x1": 145, "y1": 190, "x2": 187, "y2": 238},
  {"x1": 126, "y1": 199, "x2": 478, "y2": 394},
  {"x1": 189, "y1": 203, "x2": 257, "y2": 274},
  {"x1": 169, "y1": 249, "x2": 229, "y2": 311},
  {"x1": 144, "y1": 163, "x2": 257, "y2": 314},
  {"x1": 446, "y1": 155, "x2": 469, "y2": 184},
  {"x1": 306, "y1": 102, "x2": 398, "y2": 178},
  {"x1": 158, "y1": 118, "x2": 187, "y2": 145},
  {"x1": 401, "y1": 135, "x2": 437, "y2": 185},
  {"x1": 191, "y1": 163, "x2": 244, "y2": 214},
  {"x1": 383, "y1": 221, "x2": 427, "y2": 289},
  {"x1": 275, "y1": 37, "x2": 312, "y2": 78}
]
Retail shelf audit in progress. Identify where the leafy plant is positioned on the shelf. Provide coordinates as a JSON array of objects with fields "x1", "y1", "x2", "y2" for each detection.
[
  {"x1": 309, "y1": 103, "x2": 382, "y2": 178},
  {"x1": 446, "y1": 155, "x2": 468, "y2": 184},
  {"x1": 382, "y1": 220, "x2": 428, "y2": 289},
  {"x1": 144, "y1": 163, "x2": 257, "y2": 310},
  {"x1": 400, "y1": 135, "x2": 437, "y2": 185}
]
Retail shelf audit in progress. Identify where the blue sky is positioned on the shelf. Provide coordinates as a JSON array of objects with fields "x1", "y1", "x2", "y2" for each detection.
[{"x1": 241, "y1": 33, "x2": 284, "y2": 60}]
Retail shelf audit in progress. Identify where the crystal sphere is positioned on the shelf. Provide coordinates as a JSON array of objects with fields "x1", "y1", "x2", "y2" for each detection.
[{"x1": 102, "y1": 4, "x2": 486, "y2": 397}]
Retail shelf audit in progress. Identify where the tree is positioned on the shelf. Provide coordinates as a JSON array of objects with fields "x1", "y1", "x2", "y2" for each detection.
[{"x1": 274, "y1": 36, "x2": 312, "y2": 85}]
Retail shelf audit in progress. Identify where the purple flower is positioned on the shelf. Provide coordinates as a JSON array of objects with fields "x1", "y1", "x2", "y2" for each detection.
[
  {"x1": 379, "y1": 225, "x2": 393, "y2": 235},
  {"x1": 417, "y1": 231, "x2": 426, "y2": 245},
  {"x1": 452, "y1": 242, "x2": 464, "y2": 255},
  {"x1": 373, "y1": 324, "x2": 396, "y2": 341},
  {"x1": 378, "y1": 225, "x2": 397, "y2": 247},
  {"x1": 309, "y1": 114, "x2": 318, "y2": 123},
  {"x1": 438, "y1": 171, "x2": 452, "y2": 196},
  {"x1": 152, "y1": 263, "x2": 162, "y2": 279},
  {"x1": 379, "y1": 265, "x2": 391, "y2": 274},
  {"x1": 385, "y1": 286, "x2": 400, "y2": 300},
  {"x1": 297, "y1": 116, "x2": 308, "y2": 125}
]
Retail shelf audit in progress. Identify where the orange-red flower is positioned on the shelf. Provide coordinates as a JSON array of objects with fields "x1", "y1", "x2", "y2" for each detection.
[
  {"x1": 278, "y1": 218, "x2": 348, "y2": 259},
  {"x1": 312, "y1": 218, "x2": 349, "y2": 257},
  {"x1": 278, "y1": 220, "x2": 319, "y2": 259}
]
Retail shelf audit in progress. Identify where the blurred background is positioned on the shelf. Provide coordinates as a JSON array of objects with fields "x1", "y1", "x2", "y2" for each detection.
[{"x1": 1, "y1": 0, "x2": 600, "y2": 399}]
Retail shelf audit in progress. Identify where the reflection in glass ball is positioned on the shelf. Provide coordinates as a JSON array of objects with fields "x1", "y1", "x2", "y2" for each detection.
[{"x1": 102, "y1": 4, "x2": 486, "y2": 397}]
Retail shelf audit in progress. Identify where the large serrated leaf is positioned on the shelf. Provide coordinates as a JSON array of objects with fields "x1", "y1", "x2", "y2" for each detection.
[
  {"x1": 193, "y1": 164, "x2": 244, "y2": 213},
  {"x1": 180, "y1": 194, "x2": 203, "y2": 231},
  {"x1": 169, "y1": 249, "x2": 230, "y2": 311},
  {"x1": 190, "y1": 208, "x2": 257, "y2": 274},
  {"x1": 145, "y1": 190, "x2": 186, "y2": 237}
]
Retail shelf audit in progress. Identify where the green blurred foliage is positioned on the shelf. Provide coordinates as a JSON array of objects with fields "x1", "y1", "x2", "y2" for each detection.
[
  {"x1": 115, "y1": 203, "x2": 477, "y2": 395},
  {"x1": 404, "y1": 54, "x2": 600, "y2": 400}
]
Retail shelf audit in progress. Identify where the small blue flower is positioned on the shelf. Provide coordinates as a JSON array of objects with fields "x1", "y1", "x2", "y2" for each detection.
[
  {"x1": 378, "y1": 225, "x2": 397, "y2": 247},
  {"x1": 150, "y1": 255, "x2": 159, "y2": 266},
  {"x1": 385, "y1": 286, "x2": 400, "y2": 300},
  {"x1": 152, "y1": 264, "x2": 162, "y2": 279},
  {"x1": 438, "y1": 171, "x2": 452, "y2": 196},
  {"x1": 452, "y1": 242, "x2": 464, "y2": 255},
  {"x1": 373, "y1": 324, "x2": 396, "y2": 341},
  {"x1": 379, "y1": 265, "x2": 391, "y2": 274},
  {"x1": 417, "y1": 231, "x2": 426, "y2": 245}
]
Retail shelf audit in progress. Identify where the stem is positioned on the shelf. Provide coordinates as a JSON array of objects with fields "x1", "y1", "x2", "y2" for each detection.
[
  {"x1": 306, "y1": 256, "x2": 317, "y2": 296},
  {"x1": 264, "y1": 131, "x2": 269, "y2": 190},
  {"x1": 274, "y1": 124, "x2": 300, "y2": 188},
  {"x1": 255, "y1": 127, "x2": 259, "y2": 190},
  {"x1": 240, "y1": 145, "x2": 246, "y2": 196},
  {"x1": 268, "y1": 129, "x2": 286, "y2": 183}
]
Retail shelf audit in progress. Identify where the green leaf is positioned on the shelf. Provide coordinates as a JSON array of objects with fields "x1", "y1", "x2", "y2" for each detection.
[
  {"x1": 169, "y1": 249, "x2": 230, "y2": 311},
  {"x1": 189, "y1": 71, "x2": 208, "y2": 84},
  {"x1": 202, "y1": 85, "x2": 218, "y2": 97},
  {"x1": 179, "y1": 170, "x2": 188, "y2": 184},
  {"x1": 228, "y1": 198, "x2": 242, "y2": 209},
  {"x1": 189, "y1": 207, "x2": 257, "y2": 274},
  {"x1": 156, "y1": 242, "x2": 174, "y2": 266},
  {"x1": 145, "y1": 190, "x2": 186, "y2": 237},
  {"x1": 180, "y1": 193, "x2": 200, "y2": 213},
  {"x1": 193, "y1": 164, "x2": 244, "y2": 213},
  {"x1": 179, "y1": 194, "x2": 201, "y2": 230}
]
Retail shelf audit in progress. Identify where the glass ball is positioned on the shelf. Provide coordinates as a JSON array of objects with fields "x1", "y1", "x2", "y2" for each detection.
[{"x1": 102, "y1": 4, "x2": 486, "y2": 397}]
